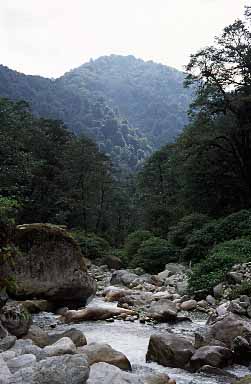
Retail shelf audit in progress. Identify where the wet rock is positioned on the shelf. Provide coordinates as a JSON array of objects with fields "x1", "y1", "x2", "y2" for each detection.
[
  {"x1": 206, "y1": 295, "x2": 216, "y2": 306},
  {"x1": 86, "y1": 362, "x2": 174, "y2": 384},
  {"x1": 190, "y1": 346, "x2": 233, "y2": 370},
  {"x1": 44, "y1": 337, "x2": 76, "y2": 357},
  {"x1": 148, "y1": 299, "x2": 177, "y2": 321},
  {"x1": 0, "y1": 302, "x2": 31, "y2": 337},
  {"x1": 102, "y1": 255, "x2": 122, "y2": 270},
  {"x1": 20, "y1": 300, "x2": 55, "y2": 314},
  {"x1": 206, "y1": 313, "x2": 251, "y2": 348},
  {"x1": 2, "y1": 223, "x2": 96, "y2": 308},
  {"x1": 213, "y1": 283, "x2": 224, "y2": 299},
  {"x1": 0, "y1": 336, "x2": 16, "y2": 352},
  {"x1": 146, "y1": 333, "x2": 195, "y2": 368},
  {"x1": 103, "y1": 287, "x2": 133, "y2": 302},
  {"x1": 198, "y1": 365, "x2": 237, "y2": 379},
  {"x1": 25, "y1": 354, "x2": 89, "y2": 384},
  {"x1": 78, "y1": 342, "x2": 131, "y2": 371},
  {"x1": 233, "y1": 336, "x2": 251, "y2": 364},
  {"x1": 110, "y1": 270, "x2": 139, "y2": 287},
  {"x1": 180, "y1": 300, "x2": 197, "y2": 311},
  {"x1": 0, "y1": 355, "x2": 11, "y2": 384},
  {"x1": 7, "y1": 353, "x2": 36, "y2": 374},
  {"x1": 62, "y1": 306, "x2": 134, "y2": 323},
  {"x1": 24, "y1": 325, "x2": 86, "y2": 348},
  {"x1": 9, "y1": 339, "x2": 45, "y2": 361}
]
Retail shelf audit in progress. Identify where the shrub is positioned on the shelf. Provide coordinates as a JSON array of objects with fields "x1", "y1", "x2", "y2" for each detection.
[
  {"x1": 182, "y1": 209, "x2": 251, "y2": 263},
  {"x1": 189, "y1": 239, "x2": 251, "y2": 293},
  {"x1": 130, "y1": 236, "x2": 177, "y2": 273},
  {"x1": 168, "y1": 213, "x2": 210, "y2": 249},
  {"x1": 72, "y1": 232, "x2": 110, "y2": 260},
  {"x1": 124, "y1": 230, "x2": 153, "y2": 263},
  {"x1": 182, "y1": 221, "x2": 218, "y2": 263},
  {"x1": 230, "y1": 281, "x2": 251, "y2": 300}
]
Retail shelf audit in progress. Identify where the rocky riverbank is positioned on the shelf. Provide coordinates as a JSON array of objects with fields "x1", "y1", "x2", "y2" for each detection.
[{"x1": 1, "y1": 224, "x2": 251, "y2": 383}]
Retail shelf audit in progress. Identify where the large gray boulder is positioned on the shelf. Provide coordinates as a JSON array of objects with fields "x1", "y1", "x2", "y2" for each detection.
[
  {"x1": 44, "y1": 337, "x2": 76, "y2": 357},
  {"x1": 148, "y1": 299, "x2": 177, "y2": 321},
  {"x1": 0, "y1": 356, "x2": 11, "y2": 384},
  {"x1": 206, "y1": 313, "x2": 251, "y2": 348},
  {"x1": 2, "y1": 224, "x2": 96, "y2": 308},
  {"x1": 190, "y1": 346, "x2": 233, "y2": 371},
  {"x1": 9, "y1": 354, "x2": 90, "y2": 384},
  {"x1": 146, "y1": 333, "x2": 195, "y2": 368},
  {"x1": 24, "y1": 325, "x2": 87, "y2": 348},
  {"x1": 78, "y1": 343, "x2": 131, "y2": 371},
  {"x1": 7, "y1": 354, "x2": 36, "y2": 374},
  {"x1": 110, "y1": 270, "x2": 139, "y2": 287},
  {"x1": 86, "y1": 362, "x2": 173, "y2": 384}
]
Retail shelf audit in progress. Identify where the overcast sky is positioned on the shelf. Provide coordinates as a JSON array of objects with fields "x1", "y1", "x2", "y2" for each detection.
[{"x1": 0, "y1": 0, "x2": 250, "y2": 78}]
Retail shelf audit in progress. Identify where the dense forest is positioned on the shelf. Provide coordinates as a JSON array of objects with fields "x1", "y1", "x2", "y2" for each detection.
[
  {"x1": 2, "y1": 7, "x2": 251, "y2": 297},
  {"x1": 0, "y1": 56, "x2": 192, "y2": 171}
]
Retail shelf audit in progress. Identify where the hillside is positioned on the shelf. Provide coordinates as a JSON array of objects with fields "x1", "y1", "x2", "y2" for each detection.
[
  {"x1": 61, "y1": 55, "x2": 192, "y2": 147},
  {"x1": 0, "y1": 55, "x2": 192, "y2": 169}
]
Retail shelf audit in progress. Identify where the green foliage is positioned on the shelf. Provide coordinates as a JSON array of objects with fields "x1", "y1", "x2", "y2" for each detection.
[
  {"x1": 124, "y1": 230, "x2": 152, "y2": 263},
  {"x1": 130, "y1": 236, "x2": 177, "y2": 273},
  {"x1": 0, "y1": 196, "x2": 20, "y2": 225},
  {"x1": 168, "y1": 213, "x2": 210, "y2": 249},
  {"x1": 72, "y1": 232, "x2": 110, "y2": 260},
  {"x1": 230, "y1": 281, "x2": 251, "y2": 300},
  {"x1": 189, "y1": 239, "x2": 251, "y2": 293},
  {"x1": 183, "y1": 210, "x2": 251, "y2": 263}
]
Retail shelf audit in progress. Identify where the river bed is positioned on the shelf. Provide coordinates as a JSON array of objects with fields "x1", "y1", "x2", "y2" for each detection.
[{"x1": 33, "y1": 297, "x2": 250, "y2": 383}]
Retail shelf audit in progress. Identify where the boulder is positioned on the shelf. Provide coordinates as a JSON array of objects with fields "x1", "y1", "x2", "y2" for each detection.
[
  {"x1": 164, "y1": 263, "x2": 186, "y2": 275},
  {"x1": 0, "y1": 336, "x2": 16, "y2": 352},
  {"x1": 78, "y1": 342, "x2": 131, "y2": 370},
  {"x1": 10, "y1": 339, "x2": 45, "y2": 361},
  {"x1": 148, "y1": 299, "x2": 177, "y2": 321},
  {"x1": 0, "y1": 355, "x2": 11, "y2": 384},
  {"x1": 180, "y1": 300, "x2": 197, "y2": 311},
  {"x1": 0, "y1": 302, "x2": 31, "y2": 337},
  {"x1": 146, "y1": 333, "x2": 195, "y2": 368},
  {"x1": 110, "y1": 270, "x2": 139, "y2": 287},
  {"x1": 44, "y1": 337, "x2": 76, "y2": 357},
  {"x1": 102, "y1": 255, "x2": 123, "y2": 270},
  {"x1": 190, "y1": 346, "x2": 233, "y2": 371},
  {"x1": 20, "y1": 300, "x2": 55, "y2": 314},
  {"x1": 2, "y1": 224, "x2": 96, "y2": 308},
  {"x1": 206, "y1": 313, "x2": 251, "y2": 348},
  {"x1": 86, "y1": 362, "x2": 174, "y2": 384},
  {"x1": 7, "y1": 353, "x2": 36, "y2": 374},
  {"x1": 24, "y1": 325, "x2": 87, "y2": 348},
  {"x1": 103, "y1": 287, "x2": 133, "y2": 302},
  {"x1": 62, "y1": 306, "x2": 134, "y2": 323},
  {"x1": 11, "y1": 354, "x2": 90, "y2": 384}
]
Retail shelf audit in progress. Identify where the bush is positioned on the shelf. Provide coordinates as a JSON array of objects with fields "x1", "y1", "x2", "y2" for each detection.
[
  {"x1": 124, "y1": 230, "x2": 153, "y2": 264},
  {"x1": 189, "y1": 239, "x2": 251, "y2": 293},
  {"x1": 72, "y1": 232, "x2": 110, "y2": 260},
  {"x1": 168, "y1": 213, "x2": 210, "y2": 249},
  {"x1": 182, "y1": 209, "x2": 251, "y2": 263},
  {"x1": 130, "y1": 236, "x2": 177, "y2": 273},
  {"x1": 182, "y1": 221, "x2": 218, "y2": 263},
  {"x1": 230, "y1": 281, "x2": 251, "y2": 300}
]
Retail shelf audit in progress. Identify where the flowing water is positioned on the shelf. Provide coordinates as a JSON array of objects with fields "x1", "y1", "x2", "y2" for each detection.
[{"x1": 34, "y1": 297, "x2": 250, "y2": 384}]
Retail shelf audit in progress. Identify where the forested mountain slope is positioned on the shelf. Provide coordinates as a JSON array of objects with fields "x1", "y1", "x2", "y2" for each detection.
[
  {"x1": 0, "y1": 55, "x2": 192, "y2": 169},
  {"x1": 60, "y1": 55, "x2": 192, "y2": 147}
]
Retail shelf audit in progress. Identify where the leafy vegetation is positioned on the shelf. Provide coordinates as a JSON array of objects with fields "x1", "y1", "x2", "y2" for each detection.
[{"x1": 189, "y1": 239, "x2": 251, "y2": 293}]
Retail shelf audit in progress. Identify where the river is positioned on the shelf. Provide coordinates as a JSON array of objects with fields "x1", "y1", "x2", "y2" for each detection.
[{"x1": 34, "y1": 297, "x2": 249, "y2": 384}]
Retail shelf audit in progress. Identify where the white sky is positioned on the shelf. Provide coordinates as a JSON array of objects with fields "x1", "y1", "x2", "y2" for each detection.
[{"x1": 0, "y1": 0, "x2": 250, "y2": 78}]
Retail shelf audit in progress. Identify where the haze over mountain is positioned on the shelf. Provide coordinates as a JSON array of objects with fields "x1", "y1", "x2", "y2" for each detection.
[{"x1": 0, "y1": 54, "x2": 192, "y2": 169}]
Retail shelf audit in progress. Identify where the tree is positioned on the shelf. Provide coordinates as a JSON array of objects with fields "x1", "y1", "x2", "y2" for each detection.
[{"x1": 185, "y1": 6, "x2": 251, "y2": 211}]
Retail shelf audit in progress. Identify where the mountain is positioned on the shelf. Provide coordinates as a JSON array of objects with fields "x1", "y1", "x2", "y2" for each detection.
[{"x1": 0, "y1": 55, "x2": 192, "y2": 169}]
